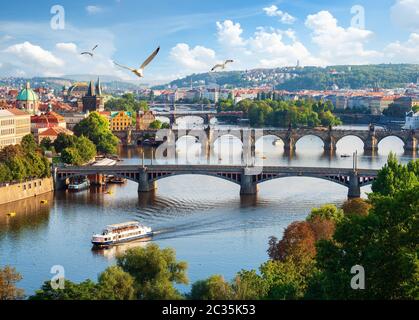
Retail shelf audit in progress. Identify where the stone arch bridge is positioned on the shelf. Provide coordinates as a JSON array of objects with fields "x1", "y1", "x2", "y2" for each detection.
[
  {"x1": 55, "y1": 165, "x2": 379, "y2": 198},
  {"x1": 114, "y1": 126, "x2": 418, "y2": 154}
]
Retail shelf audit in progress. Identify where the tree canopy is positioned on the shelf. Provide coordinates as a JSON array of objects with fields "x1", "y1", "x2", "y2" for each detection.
[{"x1": 74, "y1": 112, "x2": 119, "y2": 155}]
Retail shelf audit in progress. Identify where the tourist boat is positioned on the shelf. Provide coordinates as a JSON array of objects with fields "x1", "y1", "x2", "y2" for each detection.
[
  {"x1": 68, "y1": 178, "x2": 90, "y2": 191},
  {"x1": 340, "y1": 154, "x2": 351, "y2": 158},
  {"x1": 91, "y1": 221, "x2": 153, "y2": 248}
]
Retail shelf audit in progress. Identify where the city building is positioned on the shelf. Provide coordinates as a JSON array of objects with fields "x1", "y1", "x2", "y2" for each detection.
[
  {"x1": 0, "y1": 108, "x2": 31, "y2": 149},
  {"x1": 403, "y1": 110, "x2": 419, "y2": 130},
  {"x1": 110, "y1": 111, "x2": 133, "y2": 131},
  {"x1": 16, "y1": 82, "x2": 39, "y2": 114},
  {"x1": 31, "y1": 106, "x2": 67, "y2": 132},
  {"x1": 203, "y1": 88, "x2": 219, "y2": 103},
  {"x1": 82, "y1": 79, "x2": 104, "y2": 113},
  {"x1": 369, "y1": 96, "x2": 395, "y2": 115},
  {"x1": 63, "y1": 113, "x2": 88, "y2": 131},
  {"x1": 37, "y1": 126, "x2": 74, "y2": 144},
  {"x1": 137, "y1": 111, "x2": 156, "y2": 130}
]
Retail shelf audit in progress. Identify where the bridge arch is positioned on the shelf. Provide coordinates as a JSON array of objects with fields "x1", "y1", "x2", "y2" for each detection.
[
  {"x1": 295, "y1": 134, "x2": 326, "y2": 150},
  {"x1": 377, "y1": 135, "x2": 405, "y2": 154},
  {"x1": 57, "y1": 172, "x2": 140, "y2": 184},
  {"x1": 150, "y1": 172, "x2": 241, "y2": 185},
  {"x1": 335, "y1": 135, "x2": 365, "y2": 152}
]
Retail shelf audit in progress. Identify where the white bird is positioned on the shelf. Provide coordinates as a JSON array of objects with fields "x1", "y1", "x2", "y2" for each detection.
[
  {"x1": 81, "y1": 45, "x2": 98, "y2": 57},
  {"x1": 114, "y1": 46, "x2": 160, "y2": 78},
  {"x1": 211, "y1": 59, "x2": 234, "y2": 72}
]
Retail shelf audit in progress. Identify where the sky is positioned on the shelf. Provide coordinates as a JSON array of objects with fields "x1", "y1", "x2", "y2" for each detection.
[{"x1": 0, "y1": 0, "x2": 419, "y2": 84}]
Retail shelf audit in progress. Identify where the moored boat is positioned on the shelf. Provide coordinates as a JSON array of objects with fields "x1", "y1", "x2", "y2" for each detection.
[
  {"x1": 91, "y1": 221, "x2": 153, "y2": 248},
  {"x1": 68, "y1": 178, "x2": 90, "y2": 191}
]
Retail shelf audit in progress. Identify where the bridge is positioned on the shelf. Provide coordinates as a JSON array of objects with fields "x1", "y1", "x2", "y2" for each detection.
[
  {"x1": 54, "y1": 164, "x2": 379, "y2": 198},
  {"x1": 152, "y1": 110, "x2": 217, "y2": 125},
  {"x1": 114, "y1": 125, "x2": 418, "y2": 154}
]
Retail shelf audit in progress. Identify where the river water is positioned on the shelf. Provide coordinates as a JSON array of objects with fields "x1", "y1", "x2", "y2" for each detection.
[{"x1": 0, "y1": 121, "x2": 417, "y2": 296}]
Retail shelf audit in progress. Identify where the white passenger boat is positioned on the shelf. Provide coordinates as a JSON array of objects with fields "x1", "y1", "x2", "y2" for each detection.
[
  {"x1": 91, "y1": 221, "x2": 153, "y2": 248},
  {"x1": 68, "y1": 178, "x2": 90, "y2": 191}
]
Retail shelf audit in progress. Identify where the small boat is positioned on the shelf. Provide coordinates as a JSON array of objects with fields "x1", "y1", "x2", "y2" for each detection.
[
  {"x1": 341, "y1": 154, "x2": 351, "y2": 158},
  {"x1": 40, "y1": 200, "x2": 48, "y2": 204},
  {"x1": 68, "y1": 178, "x2": 90, "y2": 191},
  {"x1": 92, "y1": 221, "x2": 153, "y2": 248},
  {"x1": 6, "y1": 212, "x2": 16, "y2": 217}
]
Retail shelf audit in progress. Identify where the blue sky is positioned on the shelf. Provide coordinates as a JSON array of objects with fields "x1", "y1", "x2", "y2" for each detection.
[{"x1": 0, "y1": 0, "x2": 418, "y2": 84}]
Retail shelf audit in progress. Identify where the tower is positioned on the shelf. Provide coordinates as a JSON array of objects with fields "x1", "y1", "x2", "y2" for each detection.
[{"x1": 82, "y1": 78, "x2": 104, "y2": 113}]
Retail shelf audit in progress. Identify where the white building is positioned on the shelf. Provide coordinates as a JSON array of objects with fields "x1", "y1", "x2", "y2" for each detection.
[{"x1": 403, "y1": 110, "x2": 419, "y2": 130}]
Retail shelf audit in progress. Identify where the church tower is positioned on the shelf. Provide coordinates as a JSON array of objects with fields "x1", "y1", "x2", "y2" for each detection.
[{"x1": 82, "y1": 78, "x2": 104, "y2": 113}]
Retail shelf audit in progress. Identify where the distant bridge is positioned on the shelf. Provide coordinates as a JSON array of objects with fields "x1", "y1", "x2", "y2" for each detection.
[
  {"x1": 142, "y1": 110, "x2": 243, "y2": 126},
  {"x1": 54, "y1": 164, "x2": 379, "y2": 198},
  {"x1": 114, "y1": 126, "x2": 418, "y2": 153}
]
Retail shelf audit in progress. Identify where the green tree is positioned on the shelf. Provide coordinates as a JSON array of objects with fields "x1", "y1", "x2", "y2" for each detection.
[
  {"x1": 21, "y1": 134, "x2": 37, "y2": 153},
  {"x1": 117, "y1": 243, "x2": 188, "y2": 300},
  {"x1": 311, "y1": 184, "x2": 419, "y2": 299},
  {"x1": 40, "y1": 137, "x2": 53, "y2": 152},
  {"x1": 61, "y1": 147, "x2": 83, "y2": 165},
  {"x1": 30, "y1": 280, "x2": 98, "y2": 300},
  {"x1": 53, "y1": 133, "x2": 77, "y2": 154},
  {"x1": 0, "y1": 266, "x2": 24, "y2": 300},
  {"x1": 372, "y1": 153, "x2": 418, "y2": 196},
  {"x1": 307, "y1": 204, "x2": 344, "y2": 223},
  {"x1": 0, "y1": 164, "x2": 12, "y2": 183},
  {"x1": 149, "y1": 120, "x2": 163, "y2": 129},
  {"x1": 189, "y1": 275, "x2": 233, "y2": 300},
  {"x1": 97, "y1": 266, "x2": 135, "y2": 300},
  {"x1": 74, "y1": 112, "x2": 119, "y2": 155},
  {"x1": 75, "y1": 136, "x2": 97, "y2": 163}
]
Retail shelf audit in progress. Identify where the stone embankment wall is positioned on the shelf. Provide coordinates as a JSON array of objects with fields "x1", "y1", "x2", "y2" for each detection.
[{"x1": 0, "y1": 177, "x2": 54, "y2": 205}]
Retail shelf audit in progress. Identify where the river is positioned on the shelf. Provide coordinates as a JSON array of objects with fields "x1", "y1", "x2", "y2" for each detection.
[{"x1": 0, "y1": 122, "x2": 417, "y2": 295}]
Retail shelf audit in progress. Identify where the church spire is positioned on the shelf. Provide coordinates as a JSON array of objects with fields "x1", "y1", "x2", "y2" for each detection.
[
  {"x1": 96, "y1": 77, "x2": 102, "y2": 96},
  {"x1": 87, "y1": 80, "x2": 95, "y2": 96}
]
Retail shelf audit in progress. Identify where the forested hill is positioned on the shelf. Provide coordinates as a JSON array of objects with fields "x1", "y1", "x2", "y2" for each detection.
[{"x1": 153, "y1": 64, "x2": 419, "y2": 91}]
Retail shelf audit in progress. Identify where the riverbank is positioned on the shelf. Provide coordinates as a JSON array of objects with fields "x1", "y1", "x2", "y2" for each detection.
[{"x1": 0, "y1": 177, "x2": 54, "y2": 205}]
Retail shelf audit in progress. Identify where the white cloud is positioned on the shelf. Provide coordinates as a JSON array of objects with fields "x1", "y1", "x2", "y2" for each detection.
[
  {"x1": 56, "y1": 42, "x2": 78, "y2": 54},
  {"x1": 305, "y1": 10, "x2": 382, "y2": 64},
  {"x1": 391, "y1": 0, "x2": 419, "y2": 31},
  {"x1": 4, "y1": 41, "x2": 64, "y2": 68},
  {"x1": 86, "y1": 5, "x2": 103, "y2": 15},
  {"x1": 216, "y1": 20, "x2": 246, "y2": 47},
  {"x1": 385, "y1": 32, "x2": 419, "y2": 62},
  {"x1": 263, "y1": 5, "x2": 296, "y2": 24},
  {"x1": 170, "y1": 43, "x2": 216, "y2": 72}
]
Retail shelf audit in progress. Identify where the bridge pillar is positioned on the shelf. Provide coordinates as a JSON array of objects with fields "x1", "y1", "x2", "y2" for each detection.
[
  {"x1": 364, "y1": 136, "x2": 378, "y2": 153},
  {"x1": 348, "y1": 171, "x2": 361, "y2": 199},
  {"x1": 283, "y1": 137, "x2": 295, "y2": 153},
  {"x1": 404, "y1": 135, "x2": 417, "y2": 153},
  {"x1": 240, "y1": 172, "x2": 259, "y2": 195},
  {"x1": 324, "y1": 137, "x2": 336, "y2": 153},
  {"x1": 53, "y1": 168, "x2": 67, "y2": 191},
  {"x1": 138, "y1": 169, "x2": 157, "y2": 193}
]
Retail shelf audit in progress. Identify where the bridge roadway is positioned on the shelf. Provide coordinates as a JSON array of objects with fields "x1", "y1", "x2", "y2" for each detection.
[{"x1": 55, "y1": 164, "x2": 379, "y2": 198}]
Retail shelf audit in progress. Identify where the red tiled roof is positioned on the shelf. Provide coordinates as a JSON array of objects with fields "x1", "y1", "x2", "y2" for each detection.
[{"x1": 39, "y1": 126, "x2": 73, "y2": 137}]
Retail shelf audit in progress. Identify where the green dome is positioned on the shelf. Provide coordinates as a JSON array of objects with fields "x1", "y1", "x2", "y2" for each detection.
[{"x1": 17, "y1": 82, "x2": 39, "y2": 102}]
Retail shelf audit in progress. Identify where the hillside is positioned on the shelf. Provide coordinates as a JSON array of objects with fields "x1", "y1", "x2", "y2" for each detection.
[{"x1": 153, "y1": 64, "x2": 419, "y2": 91}]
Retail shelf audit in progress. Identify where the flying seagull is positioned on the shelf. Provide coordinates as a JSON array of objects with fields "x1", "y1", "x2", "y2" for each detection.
[
  {"x1": 114, "y1": 46, "x2": 160, "y2": 78},
  {"x1": 211, "y1": 60, "x2": 234, "y2": 72},
  {"x1": 81, "y1": 45, "x2": 98, "y2": 57}
]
